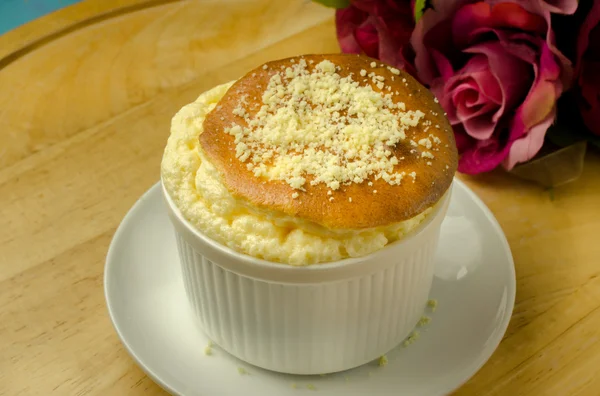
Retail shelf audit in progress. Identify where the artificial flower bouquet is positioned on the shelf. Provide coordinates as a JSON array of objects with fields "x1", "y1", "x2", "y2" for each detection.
[{"x1": 314, "y1": 0, "x2": 600, "y2": 186}]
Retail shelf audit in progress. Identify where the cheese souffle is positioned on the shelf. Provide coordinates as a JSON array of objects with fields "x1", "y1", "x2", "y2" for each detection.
[{"x1": 161, "y1": 54, "x2": 457, "y2": 266}]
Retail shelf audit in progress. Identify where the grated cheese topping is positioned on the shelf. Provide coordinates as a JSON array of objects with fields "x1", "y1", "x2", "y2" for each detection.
[{"x1": 225, "y1": 59, "x2": 426, "y2": 191}]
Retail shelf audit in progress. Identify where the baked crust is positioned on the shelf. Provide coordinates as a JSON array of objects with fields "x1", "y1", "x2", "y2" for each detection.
[{"x1": 200, "y1": 54, "x2": 457, "y2": 229}]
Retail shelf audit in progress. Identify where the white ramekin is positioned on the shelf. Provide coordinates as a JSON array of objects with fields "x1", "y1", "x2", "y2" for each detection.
[{"x1": 162, "y1": 182, "x2": 451, "y2": 375}]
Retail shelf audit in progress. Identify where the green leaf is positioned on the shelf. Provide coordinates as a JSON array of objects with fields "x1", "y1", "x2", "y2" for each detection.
[
  {"x1": 312, "y1": 0, "x2": 351, "y2": 8},
  {"x1": 414, "y1": 0, "x2": 427, "y2": 21}
]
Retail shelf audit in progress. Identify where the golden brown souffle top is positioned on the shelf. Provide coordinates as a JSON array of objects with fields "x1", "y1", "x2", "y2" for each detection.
[{"x1": 199, "y1": 54, "x2": 458, "y2": 230}]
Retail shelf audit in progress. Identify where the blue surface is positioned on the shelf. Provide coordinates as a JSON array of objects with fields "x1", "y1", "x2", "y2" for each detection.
[{"x1": 0, "y1": 0, "x2": 81, "y2": 35}]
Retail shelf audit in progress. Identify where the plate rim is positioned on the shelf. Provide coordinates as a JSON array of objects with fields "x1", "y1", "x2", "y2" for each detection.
[
  {"x1": 104, "y1": 184, "x2": 181, "y2": 395},
  {"x1": 104, "y1": 178, "x2": 516, "y2": 396}
]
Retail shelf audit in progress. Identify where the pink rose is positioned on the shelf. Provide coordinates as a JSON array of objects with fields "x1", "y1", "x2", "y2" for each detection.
[
  {"x1": 336, "y1": 1, "x2": 417, "y2": 72},
  {"x1": 538, "y1": 0, "x2": 577, "y2": 14},
  {"x1": 575, "y1": 0, "x2": 600, "y2": 136},
  {"x1": 411, "y1": 1, "x2": 573, "y2": 173}
]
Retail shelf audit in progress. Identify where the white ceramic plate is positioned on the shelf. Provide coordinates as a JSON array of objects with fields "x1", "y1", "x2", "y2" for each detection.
[{"x1": 105, "y1": 179, "x2": 515, "y2": 396}]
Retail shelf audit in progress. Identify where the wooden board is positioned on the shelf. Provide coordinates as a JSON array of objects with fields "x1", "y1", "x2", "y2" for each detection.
[{"x1": 0, "y1": 0, "x2": 599, "y2": 394}]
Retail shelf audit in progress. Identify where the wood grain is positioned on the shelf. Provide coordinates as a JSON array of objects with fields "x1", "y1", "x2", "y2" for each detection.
[{"x1": 0, "y1": 0, "x2": 599, "y2": 395}]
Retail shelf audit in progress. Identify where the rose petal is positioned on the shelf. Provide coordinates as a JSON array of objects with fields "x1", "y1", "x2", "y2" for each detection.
[
  {"x1": 412, "y1": 10, "x2": 458, "y2": 84},
  {"x1": 337, "y1": 2, "x2": 416, "y2": 71},
  {"x1": 538, "y1": 0, "x2": 578, "y2": 15},
  {"x1": 458, "y1": 135, "x2": 512, "y2": 174},
  {"x1": 375, "y1": 14, "x2": 415, "y2": 66},
  {"x1": 442, "y1": 50, "x2": 520, "y2": 140},
  {"x1": 437, "y1": 54, "x2": 504, "y2": 139},
  {"x1": 503, "y1": 110, "x2": 556, "y2": 169},
  {"x1": 457, "y1": 55, "x2": 503, "y2": 103},
  {"x1": 452, "y1": 81, "x2": 498, "y2": 123},
  {"x1": 460, "y1": 1, "x2": 573, "y2": 88},
  {"x1": 512, "y1": 43, "x2": 562, "y2": 138},
  {"x1": 351, "y1": 0, "x2": 415, "y2": 16},
  {"x1": 578, "y1": 60, "x2": 600, "y2": 135},
  {"x1": 534, "y1": 0, "x2": 574, "y2": 87},
  {"x1": 452, "y1": 2, "x2": 492, "y2": 49},
  {"x1": 453, "y1": 124, "x2": 475, "y2": 152},
  {"x1": 464, "y1": 40, "x2": 533, "y2": 120},
  {"x1": 430, "y1": 49, "x2": 455, "y2": 81},
  {"x1": 462, "y1": 114, "x2": 500, "y2": 141},
  {"x1": 453, "y1": 2, "x2": 546, "y2": 49},
  {"x1": 431, "y1": 78, "x2": 458, "y2": 122},
  {"x1": 336, "y1": 7, "x2": 370, "y2": 54},
  {"x1": 355, "y1": 19, "x2": 380, "y2": 58},
  {"x1": 576, "y1": 0, "x2": 600, "y2": 67}
]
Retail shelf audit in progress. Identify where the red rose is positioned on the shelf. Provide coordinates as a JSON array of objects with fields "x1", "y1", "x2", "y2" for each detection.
[
  {"x1": 335, "y1": 1, "x2": 417, "y2": 72},
  {"x1": 575, "y1": 0, "x2": 600, "y2": 136},
  {"x1": 411, "y1": 1, "x2": 573, "y2": 173}
]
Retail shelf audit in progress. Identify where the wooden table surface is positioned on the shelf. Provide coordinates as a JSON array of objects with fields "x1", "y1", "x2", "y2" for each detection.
[{"x1": 1, "y1": 0, "x2": 599, "y2": 395}]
